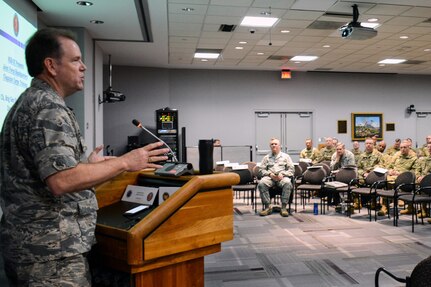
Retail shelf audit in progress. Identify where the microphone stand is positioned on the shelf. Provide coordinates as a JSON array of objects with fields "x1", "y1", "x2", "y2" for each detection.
[{"x1": 132, "y1": 119, "x2": 178, "y2": 162}]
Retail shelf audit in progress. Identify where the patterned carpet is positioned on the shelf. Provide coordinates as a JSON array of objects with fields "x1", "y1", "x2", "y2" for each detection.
[{"x1": 204, "y1": 198, "x2": 431, "y2": 287}]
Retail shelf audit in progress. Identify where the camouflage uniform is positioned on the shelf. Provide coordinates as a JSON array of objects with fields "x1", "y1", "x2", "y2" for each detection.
[
  {"x1": 417, "y1": 145, "x2": 430, "y2": 158},
  {"x1": 378, "y1": 153, "x2": 394, "y2": 169},
  {"x1": 0, "y1": 79, "x2": 96, "y2": 286},
  {"x1": 415, "y1": 156, "x2": 431, "y2": 181},
  {"x1": 258, "y1": 152, "x2": 294, "y2": 206},
  {"x1": 330, "y1": 150, "x2": 356, "y2": 171},
  {"x1": 357, "y1": 149, "x2": 382, "y2": 184},
  {"x1": 351, "y1": 148, "x2": 362, "y2": 164},
  {"x1": 385, "y1": 146, "x2": 399, "y2": 156},
  {"x1": 387, "y1": 152, "x2": 418, "y2": 182},
  {"x1": 318, "y1": 147, "x2": 335, "y2": 162},
  {"x1": 299, "y1": 147, "x2": 320, "y2": 164}
]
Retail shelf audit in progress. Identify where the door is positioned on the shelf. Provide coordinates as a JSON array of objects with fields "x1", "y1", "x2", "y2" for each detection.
[
  {"x1": 416, "y1": 112, "x2": 431, "y2": 148},
  {"x1": 255, "y1": 111, "x2": 313, "y2": 163}
]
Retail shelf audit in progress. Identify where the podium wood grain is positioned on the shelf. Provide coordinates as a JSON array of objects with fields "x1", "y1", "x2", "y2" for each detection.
[{"x1": 94, "y1": 170, "x2": 239, "y2": 287}]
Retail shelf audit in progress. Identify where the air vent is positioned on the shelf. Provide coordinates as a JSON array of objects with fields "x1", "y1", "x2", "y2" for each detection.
[
  {"x1": 307, "y1": 20, "x2": 346, "y2": 30},
  {"x1": 218, "y1": 24, "x2": 236, "y2": 32},
  {"x1": 267, "y1": 55, "x2": 290, "y2": 61}
]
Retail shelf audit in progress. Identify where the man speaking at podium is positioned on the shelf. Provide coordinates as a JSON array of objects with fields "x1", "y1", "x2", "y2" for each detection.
[{"x1": 0, "y1": 28, "x2": 168, "y2": 286}]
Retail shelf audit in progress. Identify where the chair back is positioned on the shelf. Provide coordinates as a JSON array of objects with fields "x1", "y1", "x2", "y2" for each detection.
[
  {"x1": 365, "y1": 170, "x2": 386, "y2": 187},
  {"x1": 313, "y1": 163, "x2": 331, "y2": 176},
  {"x1": 231, "y1": 168, "x2": 253, "y2": 185},
  {"x1": 418, "y1": 173, "x2": 431, "y2": 196},
  {"x1": 394, "y1": 171, "x2": 415, "y2": 192},
  {"x1": 294, "y1": 164, "x2": 303, "y2": 177},
  {"x1": 420, "y1": 173, "x2": 431, "y2": 189},
  {"x1": 335, "y1": 167, "x2": 357, "y2": 184},
  {"x1": 322, "y1": 160, "x2": 331, "y2": 167},
  {"x1": 298, "y1": 161, "x2": 310, "y2": 174},
  {"x1": 409, "y1": 255, "x2": 431, "y2": 287},
  {"x1": 303, "y1": 166, "x2": 327, "y2": 185}
]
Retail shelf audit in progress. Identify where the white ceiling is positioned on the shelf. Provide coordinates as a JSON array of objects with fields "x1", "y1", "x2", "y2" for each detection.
[{"x1": 32, "y1": 0, "x2": 431, "y2": 74}]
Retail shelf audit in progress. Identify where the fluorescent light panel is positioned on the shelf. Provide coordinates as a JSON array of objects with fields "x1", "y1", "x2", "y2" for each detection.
[
  {"x1": 240, "y1": 16, "x2": 278, "y2": 27},
  {"x1": 290, "y1": 56, "x2": 318, "y2": 62},
  {"x1": 194, "y1": 49, "x2": 221, "y2": 59},
  {"x1": 378, "y1": 59, "x2": 406, "y2": 64}
]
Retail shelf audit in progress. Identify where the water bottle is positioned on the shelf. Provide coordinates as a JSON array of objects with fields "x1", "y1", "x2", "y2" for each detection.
[
  {"x1": 198, "y1": 139, "x2": 214, "y2": 174},
  {"x1": 313, "y1": 199, "x2": 318, "y2": 215}
]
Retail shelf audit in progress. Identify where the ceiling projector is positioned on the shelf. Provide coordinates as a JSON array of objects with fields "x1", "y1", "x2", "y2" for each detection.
[
  {"x1": 339, "y1": 4, "x2": 377, "y2": 40},
  {"x1": 340, "y1": 24, "x2": 377, "y2": 40}
]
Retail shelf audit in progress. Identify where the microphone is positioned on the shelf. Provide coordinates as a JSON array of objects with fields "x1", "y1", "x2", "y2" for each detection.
[{"x1": 132, "y1": 119, "x2": 178, "y2": 162}]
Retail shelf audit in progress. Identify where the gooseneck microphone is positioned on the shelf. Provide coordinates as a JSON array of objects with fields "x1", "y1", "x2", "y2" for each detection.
[{"x1": 132, "y1": 119, "x2": 178, "y2": 162}]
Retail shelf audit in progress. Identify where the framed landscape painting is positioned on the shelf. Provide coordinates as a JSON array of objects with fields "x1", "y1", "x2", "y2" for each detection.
[{"x1": 351, "y1": 113, "x2": 383, "y2": 141}]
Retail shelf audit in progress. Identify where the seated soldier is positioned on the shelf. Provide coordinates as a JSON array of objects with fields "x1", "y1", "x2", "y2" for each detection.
[
  {"x1": 317, "y1": 137, "x2": 335, "y2": 163},
  {"x1": 387, "y1": 140, "x2": 418, "y2": 215},
  {"x1": 299, "y1": 138, "x2": 320, "y2": 164},
  {"x1": 356, "y1": 138, "x2": 382, "y2": 209},
  {"x1": 328, "y1": 142, "x2": 356, "y2": 206},
  {"x1": 258, "y1": 138, "x2": 294, "y2": 217}
]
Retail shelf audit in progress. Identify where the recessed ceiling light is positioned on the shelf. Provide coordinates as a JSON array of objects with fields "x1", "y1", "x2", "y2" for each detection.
[
  {"x1": 379, "y1": 64, "x2": 385, "y2": 67},
  {"x1": 281, "y1": 30, "x2": 290, "y2": 33},
  {"x1": 294, "y1": 62, "x2": 301, "y2": 64},
  {"x1": 361, "y1": 22, "x2": 380, "y2": 29},
  {"x1": 235, "y1": 46, "x2": 244, "y2": 50},
  {"x1": 424, "y1": 49, "x2": 431, "y2": 52},
  {"x1": 201, "y1": 59, "x2": 208, "y2": 62},
  {"x1": 257, "y1": 52, "x2": 264, "y2": 55},
  {"x1": 239, "y1": 41, "x2": 247, "y2": 44},
  {"x1": 182, "y1": 7, "x2": 194, "y2": 12},
  {"x1": 90, "y1": 20, "x2": 104, "y2": 24},
  {"x1": 378, "y1": 59, "x2": 406, "y2": 64},
  {"x1": 194, "y1": 49, "x2": 221, "y2": 59},
  {"x1": 368, "y1": 18, "x2": 379, "y2": 22},
  {"x1": 400, "y1": 35, "x2": 409, "y2": 39},
  {"x1": 290, "y1": 56, "x2": 318, "y2": 62},
  {"x1": 240, "y1": 16, "x2": 279, "y2": 27},
  {"x1": 76, "y1": 1, "x2": 93, "y2": 6},
  {"x1": 323, "y1": 45, "x2": 330, "y2": 48}
]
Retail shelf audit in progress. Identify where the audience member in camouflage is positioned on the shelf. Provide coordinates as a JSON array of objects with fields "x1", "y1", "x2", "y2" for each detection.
[
  {"x1": 377, "y1": 140, "x2": 387, "y2": 153},
  {"x1": 351, "y1": 141, "x2": 362, "y2": 163},
  {"x1": 357, "y1": 138, "x2": 382, "y2": 184},
  {"x1": 330, "y1": 143, "x2": 356, "y2": 171},
  {"x1": 0, "y1": 28, "x2": 169, "y2": 286},
  {"x1": 417, "y1": 135, "x2": 431, "y2": 158},
  {"x1": 317, "y1": 137, "x2": 336, "y2": 162},
  {"x1": 415, "y1": 143, "x2": 431, "y2": 219},
  {"x1": 385, "y1": 138, "x2": 401, "y2": 156},
  {"x1": 258, "y1": 138, "x2": 294, "y2": 217},
  {"x1": 388, "y1": 140, "x2": 418, "y2": 215},
  {"x1": 299, "y1": 138, "x2": 320, "y2": 164}
]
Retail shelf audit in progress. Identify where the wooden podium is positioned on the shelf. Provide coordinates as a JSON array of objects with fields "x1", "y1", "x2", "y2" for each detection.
[{"x1": 94, "y1": 170, "x2": 239, "y2": 287}]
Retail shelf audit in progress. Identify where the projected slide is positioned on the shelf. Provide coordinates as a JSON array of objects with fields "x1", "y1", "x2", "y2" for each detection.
[{"x1": 0, "y1": 0, "x2": 37, "y2": 130}]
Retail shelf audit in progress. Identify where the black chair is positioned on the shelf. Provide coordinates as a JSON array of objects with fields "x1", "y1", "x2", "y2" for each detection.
[
  {"x1": 350, "y1": 170, "x2": 387, "y2": 221},
  {"x1": 230, "y1": 167, "x2": 257, "y2": 212},
  {"x1": 296, "y1": 166, "x2": 328, "y2": 213},
  {"x1": 398, "y1": 173, "x2": 431, "y2": 232},
  {"x1": 324, "y1": 167, "x2": 358, "y2": 216},
  {"x1": 375, "y1": 256, "x2": 431, "y2": 287},
  {"x1": 375, "y1": 171, "x2": 416, "y2": 226}
]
